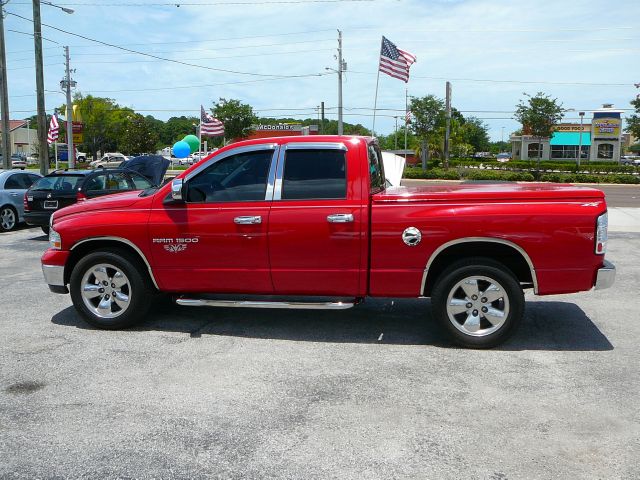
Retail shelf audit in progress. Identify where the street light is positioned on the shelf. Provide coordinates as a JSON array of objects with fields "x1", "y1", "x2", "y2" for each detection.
[
  {"x1": 32, "y1": 0, "x2": 73, "y2": 175},
  {"x1": 41, "y1": 1, "x2": 73, "y2": 14}
]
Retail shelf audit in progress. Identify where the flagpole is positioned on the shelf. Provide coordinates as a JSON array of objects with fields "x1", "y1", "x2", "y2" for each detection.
[
  {"x1": 198, "y1": 108, "x2": 202, "y2": 157},
  {"x1": 54, "y1": 141, "x2": 58, "y2": 171},
  {"x1": 404, "y1": 87, "x2": 408, "y2": 164},
  {"x1": 371, "y1": 36, "x2": 383, "y2": 136}
]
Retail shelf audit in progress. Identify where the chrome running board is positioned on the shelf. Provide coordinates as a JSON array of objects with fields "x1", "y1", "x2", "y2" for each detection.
[{"x1": 176, "y1": 297, "x2": 356, "y2": 310}]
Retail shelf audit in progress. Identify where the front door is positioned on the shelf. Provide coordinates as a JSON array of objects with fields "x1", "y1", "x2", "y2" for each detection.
[
  {"x1": 267, "y1": 142, "x2": 364, "y2": 296},
  {"x1": 148, "y1": 144, "x2": 277, "y2": 294}
]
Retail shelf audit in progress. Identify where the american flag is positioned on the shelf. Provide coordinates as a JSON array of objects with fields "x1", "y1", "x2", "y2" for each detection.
[
  {"x1": 200, "y1": 105, "x2": 224, "y2": 137},
  {"x1": 47, "y1": 113, "x2": 59, "y2": 144},
  {"x1": 405, "y1": 110, "x2": 412, "y2": 124},
  {"x1": 379, "y1": 36, "x2": 416, "y2": 83}
]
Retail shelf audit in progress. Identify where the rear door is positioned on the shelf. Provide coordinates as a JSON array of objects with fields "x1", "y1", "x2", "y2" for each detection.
[{"x1": 267, "y1": 142, "x2": 365, "y2": 296}]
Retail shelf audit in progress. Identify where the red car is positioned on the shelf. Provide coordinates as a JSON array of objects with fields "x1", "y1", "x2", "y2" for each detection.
[{"x1": 41, "y1": 136, "x2": 615, "y2": 348}]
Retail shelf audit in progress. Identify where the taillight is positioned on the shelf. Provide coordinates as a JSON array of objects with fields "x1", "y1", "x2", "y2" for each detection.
[
  {"x1": 23, "y1": 192, "x2": 30, "y2": 212},
  {"x1": 595, "y1": 212, "x2": 608, "y2": 255},
  {"x1": 76, "y1": 191, "x2": 87, "y2": 202}
]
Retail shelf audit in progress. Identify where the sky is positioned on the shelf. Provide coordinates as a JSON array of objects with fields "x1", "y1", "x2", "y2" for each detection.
[{"x1": 3, "y1": 0, "x2": 640, "y2": 141}]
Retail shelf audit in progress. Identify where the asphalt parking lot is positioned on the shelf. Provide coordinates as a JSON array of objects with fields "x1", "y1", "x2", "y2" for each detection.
[{"x1": 1, "y1": 225, "x2": 639, "y2": 479}]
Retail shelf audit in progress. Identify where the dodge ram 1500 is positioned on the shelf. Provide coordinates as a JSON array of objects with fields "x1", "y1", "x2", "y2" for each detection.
[{"x1": 41, "y1": 136, "x2": 615, "y2": 348}]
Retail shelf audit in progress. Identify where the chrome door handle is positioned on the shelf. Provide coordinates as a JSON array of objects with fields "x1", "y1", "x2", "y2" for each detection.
[
  {"x1": 234, "y1": 215, "x2": 262, "y2": 225},
  {"x1": 327, "y1": 213, "x2": 354, "y2": 223},
  {"x1": 10, "y1": 193, "x2": 19, "y2": 197}
]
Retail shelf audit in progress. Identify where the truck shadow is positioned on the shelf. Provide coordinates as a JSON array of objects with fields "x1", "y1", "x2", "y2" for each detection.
[{"x1": 51, "y1": 298, "x2": 613, "y2": 351}]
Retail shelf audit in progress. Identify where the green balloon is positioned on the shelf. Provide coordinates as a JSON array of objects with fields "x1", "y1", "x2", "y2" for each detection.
[{"x1": 183, "y1": 134, "x2": 200, "y2": 153}]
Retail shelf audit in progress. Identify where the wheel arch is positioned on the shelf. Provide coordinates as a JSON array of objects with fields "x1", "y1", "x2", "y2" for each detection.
[
  {"x1": 65, "y1": 237, "x2": 159, "y2": 290},
  {"x1": 421, "y1": 237, "x2": 537, "y2": 296}
]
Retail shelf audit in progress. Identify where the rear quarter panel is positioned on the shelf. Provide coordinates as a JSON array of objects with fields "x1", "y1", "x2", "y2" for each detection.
[{"x1": 369, "y1": 197, "x2": 606, "y2": 296}]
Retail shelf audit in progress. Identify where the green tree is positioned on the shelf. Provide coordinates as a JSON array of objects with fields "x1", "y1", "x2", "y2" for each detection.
[
  {"x1": 161, "y1": 116, "x2": 199, "y2": 145},
  {"x1": 626, "y1": 97, "x2": 640, "y2": 140},
  {"x1": 514, "y1": 92, "x2": 565, "y2": 168},
  {"x1": 119, "y1": 114, "x2": 160, "y2": 154},
  {"x1": 212, "y1": 98, "x2": 256, "y2": 141},
  {"x1": 68, "y1": 94, "x2": 135, "y2": 159},
  {"x1": 408, "y1": 95, "x2": 446, "y2": 167}
]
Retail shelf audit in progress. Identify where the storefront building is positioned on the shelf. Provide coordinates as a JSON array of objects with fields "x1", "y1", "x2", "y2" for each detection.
[
  {"x1": 244, "y1": 124, "x2": 319, "y2": 141},
  {"x1": 510, "y1": 104, "x2": 624, "y2": 162}
]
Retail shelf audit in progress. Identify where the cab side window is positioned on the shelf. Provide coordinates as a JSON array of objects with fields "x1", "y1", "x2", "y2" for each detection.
[
  {"x1": 281, "y1": 149, "x2": 346, "y2": 200},
  {"x1": 186, "y1": 150, "x2": 273, "y2": 203}
]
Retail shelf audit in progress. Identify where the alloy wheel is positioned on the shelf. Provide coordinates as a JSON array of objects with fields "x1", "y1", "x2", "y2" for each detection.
[
  {"x1": 80, "y1": 263, "x2": 132, "y2": 319},
  {"x1": 445, "y1": 275, "x2": 510, "y2": 337}
]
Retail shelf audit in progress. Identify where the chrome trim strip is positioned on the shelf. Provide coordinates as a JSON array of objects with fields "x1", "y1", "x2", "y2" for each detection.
[
  {"x1": 264, "y1": 146, "x2": 280, "y2": 201},
  {"x1": 272, "y1": 141, "x2": 347, "y2": 201},
  {"x1": 184, "y1": 143, "x2": 278, "y2": 183},
  {"x1": 273, "y1": 145, "x2": 286, "y2": 201},
  {"x1": 283, "y1": 142, "x2": 347, "y2": 151},
  {"x1": 70, "y1": 236, "x2": 160, "y2": 290},
  {"x1": 595, "y1": 260, "x2": 615, "y2": 290},
  {"x1": 42, "y1": 264, "x2": 65, "y2": 287},
  {"x1": 420, "y1": 237, "x2": 539, "y2": 295},
  {"x1": 176, "y1": 298, "x2": 355, "y2": 310}
]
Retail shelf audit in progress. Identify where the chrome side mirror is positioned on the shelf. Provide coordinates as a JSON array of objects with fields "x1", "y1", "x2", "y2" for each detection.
[{"x1": 171, "y1": 178, "x2": 184, "y2": 201}]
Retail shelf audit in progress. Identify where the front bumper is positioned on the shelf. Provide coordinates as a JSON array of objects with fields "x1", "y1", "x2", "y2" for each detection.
[
  {"x1": 41, "y1": 249, "x2": 70, "y2": 294},
  {"x1": 595, "y1": 260, "x2": 616, "y2": 290}
]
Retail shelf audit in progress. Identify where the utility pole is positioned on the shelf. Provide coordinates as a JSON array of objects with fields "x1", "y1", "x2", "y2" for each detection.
[
  {"x1": 320, "y1": 101, "x2": 325, "y2": 134},
  {"x1": 444, "y1": 81, "x2": 451, "y2": 170},
  {"x1": 337, "y1": 29, "x2": 344, "y2": 135},
  {"x1": 33, "y1": 0, "x2": 49, "y2": 175},
  {"x1": 0, "y1": 3, "x2": 11, "y2": 169},
  {"x1": 577, "y1": 111, "x2": 585, "y2": 168},
  {"x1": 62, "y1": 46, "x2": 75, "y2": 168},
  {"x1": 394, "y1": 116, "x2": 398, "y2": 149}
]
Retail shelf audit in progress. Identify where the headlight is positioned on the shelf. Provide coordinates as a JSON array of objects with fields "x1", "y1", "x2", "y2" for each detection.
[
  {"x1": 595, "y1": 212, "x2": 608, "y2": 255},
  {"x1": 49, "y1": 227, "x2": 61, "y2": 250}
]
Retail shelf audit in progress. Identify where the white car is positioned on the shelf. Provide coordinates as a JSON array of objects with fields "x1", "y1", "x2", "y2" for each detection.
[
  {"x1": 621, "y1": 156, "x2": 640, "y2": 166},
  {"x1": 90, "y1": 153, "x2": 127, "y2": 169}
]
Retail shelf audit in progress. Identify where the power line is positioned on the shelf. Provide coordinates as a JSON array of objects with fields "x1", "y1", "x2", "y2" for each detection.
[
  {"x1": 12, "y1": 0, "x2": 376, "y2": 5},
  {"x1": 6, "y1": 11, "x2": 330, "y2": 78},
  {"x1": 346, "y1": 70, "x2": 634, "y2": 87}
]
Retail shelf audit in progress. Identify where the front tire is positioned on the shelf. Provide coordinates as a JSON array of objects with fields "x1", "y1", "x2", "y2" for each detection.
[
  {"x1": 0, "y1": 205, "x2": 18, "y2": 232},
  {"x1": 70, "y1": 249, "x2": 153, "y2": 329},
  {"x1": 430, "y1": 257, "x2": 524, "y2": 348},
  {"x1": 41, "y1": 226, "x2": 50, "y2": 235}
]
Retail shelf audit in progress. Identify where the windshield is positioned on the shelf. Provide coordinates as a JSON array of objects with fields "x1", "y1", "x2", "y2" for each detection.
[{"x1": 31, "y1": 175, "x2": 85, "y2": 191}]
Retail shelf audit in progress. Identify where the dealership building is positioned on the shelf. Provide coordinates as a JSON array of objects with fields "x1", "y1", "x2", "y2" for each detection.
[{"x1": 510, "y1": 104, "x2": 624, "y2": 162}]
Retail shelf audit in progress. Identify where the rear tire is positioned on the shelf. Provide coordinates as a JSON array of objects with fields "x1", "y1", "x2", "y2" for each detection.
[
  {"x1": 70, "y1": 249, "x2": 154, "y2": 329},
  {"x1": 0, "y1": 205, "x2": 18, "y2": 232},
  {"x1": 430, "y1": 257, "x2": 524, "y2": 348}
]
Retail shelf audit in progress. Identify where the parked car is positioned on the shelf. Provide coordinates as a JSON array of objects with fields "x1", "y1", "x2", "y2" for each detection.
[
  {"x1": 621, "y1": 155, "x2": 640, "y2": 166},
  {"x1": 0, "y1": 170, "x2": 42, "y2": 232},
  {"x1": 496, "y1": 152, "x2": 511, "y2": 163},
  {"x1": 25, "y1": 167, "x2": 161, "y2": 234},
  {"x1": 90, "y1": 153, "x2": 127, "y2": 169},
  {"x1": 41, "y1": 135, "x2": 615, "y2": 348},
  {"x1": 11, "y1": 154, "x2": 27, "y2": 169}
]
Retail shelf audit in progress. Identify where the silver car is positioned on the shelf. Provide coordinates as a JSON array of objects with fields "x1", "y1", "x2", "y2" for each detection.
[{"x1": 0, "y1": 170, "x2": 42, "y2": 232}]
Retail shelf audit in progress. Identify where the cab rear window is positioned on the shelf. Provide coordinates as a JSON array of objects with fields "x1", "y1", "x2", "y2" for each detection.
[{"x1": 31, "y1": 175, "x2": 85, "y2": 191}]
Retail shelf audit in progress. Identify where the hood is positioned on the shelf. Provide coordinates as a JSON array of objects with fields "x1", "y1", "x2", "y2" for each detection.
[
  {"x1": 374, "y1": 182, "x2": 606, "y2": 203},
  {"x1": 122, "y1": 155, "x2": 170, "y2": 185},
  {"x1": 54, "y1": 190, "x2": 144, "y2": 220}
]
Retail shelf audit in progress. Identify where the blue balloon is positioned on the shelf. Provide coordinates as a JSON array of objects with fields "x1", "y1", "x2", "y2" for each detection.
[{"x1": 172, "y1": 140, "x2": 190, "y2": 159}]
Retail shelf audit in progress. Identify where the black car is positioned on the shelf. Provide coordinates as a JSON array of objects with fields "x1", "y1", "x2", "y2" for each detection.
[{"x1": 24, "y1": 168, "x2": 156, "y2": 233}]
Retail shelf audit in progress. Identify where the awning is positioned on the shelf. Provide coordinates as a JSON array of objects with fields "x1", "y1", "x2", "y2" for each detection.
[{"x1": 550, "y1": 131, "x2": 591, "y2": 146}]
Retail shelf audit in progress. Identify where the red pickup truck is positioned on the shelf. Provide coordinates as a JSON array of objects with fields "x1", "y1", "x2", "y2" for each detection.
[{"x1": 41, "y1": 136, "x2": 615, "y2": 348}]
